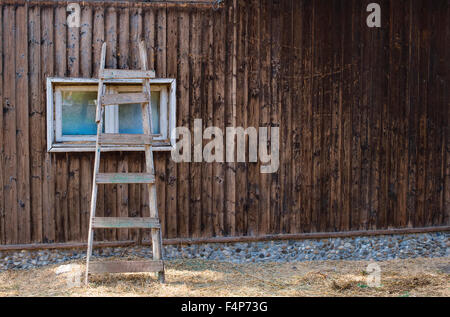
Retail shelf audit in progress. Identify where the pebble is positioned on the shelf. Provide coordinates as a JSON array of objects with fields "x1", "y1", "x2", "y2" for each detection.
[{"x1": 0, "y1": 232, "x2": 448, "y2": 271}]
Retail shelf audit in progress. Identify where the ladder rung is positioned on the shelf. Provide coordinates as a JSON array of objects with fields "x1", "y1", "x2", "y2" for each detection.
[
  {"x1": 92, "y1": 217, "x2": 160, "y2": 229},
  {"x1": 102, "y1": 93, "x2": 149, "y2": 105},
  {"x1": 96, "y1": 173, "x2": 155, "y2": 184},
  {"x1": 89, "y1": 260, "x2": 164, "y2": 274},
  {"x1": 99, "y1": 68, "x2": 155, "y2": 79},
  {"x1": 99, "y1": 133, "x2": 152, "y2": 145}
]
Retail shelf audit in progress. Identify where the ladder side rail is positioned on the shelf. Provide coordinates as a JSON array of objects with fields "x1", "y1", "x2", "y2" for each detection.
[
  {"x1": 86, "y1": 43, "x2": 107, "y2": 285},
  {"x1": 139, "y1": 41, "x2": 165, "y2": 283},
  {"x1": 95, "y1": 43, "x2": 107, "y2": 123}
]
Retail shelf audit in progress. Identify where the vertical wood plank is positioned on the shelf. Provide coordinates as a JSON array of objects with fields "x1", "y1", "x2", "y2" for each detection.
[
  {"x1": 258, "y1": 0, "x2": 271, "y2": 235},
  {"x1": 406, "y1": 0, "x2": 419, "y2": 228},
  {"x1": 154, "y1": 7, "x2": 167, "y2": 238},
  {"x1": 130, "y1": 7, "x2": 143, "y2": 242},
  {"x1": 105, "y1": 6, "x2": 118, "y2": 241},
  {"x1": 224, "y1": 0, "x2": 237, "y2": 236},
  {"x1": 80, "y1": 6, "x2": 93, "y2": 242},
  {"x1": 117, "y1": 7, "x2": 130, "y2": 241},
  {"x1": 117, "y1": 153, "x2": 129, "y2": 241},
  {"x1": 201, "y1": 8, "x2": 214, "y2": 237},
  {"x1": 212, "y1": 7, "x2": 226, "y2": 236},
  {"x1": 444, "y1": 1, "x2": 450, "y2": 226},
  {"x1": 41, "y1": 6, "x2": 55, "y2": 243},
  {"x1": 16, "y1": 5, "x2": 31, "y2": 243},
  {"x1": 311, "y1": 0, "x2": 322, "y2": 233},
  {"x1": 246, "y1": 0, "x2": 260, "y2": 236},
  {"x1": 359, "y1": 0, "x2": 371, "y2": 230},
  {"x1": 166, "y1": 8, "x2": 178, "y2": 238},
  {"x1": 178, "y1": 8, "x2": 190, "y2": 237},
  {"x1": 29, "y1": 5, "x2": 43, "y2": 243},
  {"x1": 300, "y1": 0, "x2": 314, "y2": 233},
  {"x1": 190, "y1": 8, "x2": 203, "y2": 237},
  {"x1": 269, "y1": 0, "x2": 281, "y2": 234},
  {"x1": 234, "y1": 0, "x2": 246, "y2": 236},
  {"x1": 3, "y1": 5, "x2": 18, "y2": 244},
  {"x1": 319, "y1": 0, "x2": 332, "y2": 232},
  {"x1": 340, "y1": 0, "x2": 352, "y2": 232},
  {"x1": 329, "y1": 0, "x2": 343, "y2": 232},
  {"x1": 54, "y1": 6, "x2": 69, "y2": 242},
  {"x1": 67, "y1": 5, "x2": 81, "y2": 242},
  {"x1": 0, "y1": 4, "x2": 4, "y2": 244},
  {"x1": 350, "y1": 0, "x2": 362, "y2": 230}
]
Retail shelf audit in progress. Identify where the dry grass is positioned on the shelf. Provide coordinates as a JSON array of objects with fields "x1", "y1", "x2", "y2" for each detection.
[{"x1": 0, "y1": 257, "x2": 448, "y2": 297}]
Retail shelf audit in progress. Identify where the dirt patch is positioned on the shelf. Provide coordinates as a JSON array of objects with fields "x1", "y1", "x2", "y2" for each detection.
[{"x1": 0, "y1": 257, "x2": 448, "y2": 297}]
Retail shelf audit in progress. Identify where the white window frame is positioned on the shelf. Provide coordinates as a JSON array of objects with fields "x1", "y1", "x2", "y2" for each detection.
[{"x1": 46, "y1": 77, "x2": 176, "y2": 152}]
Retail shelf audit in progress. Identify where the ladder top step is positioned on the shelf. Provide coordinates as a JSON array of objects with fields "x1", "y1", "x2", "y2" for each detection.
[
  {"x1": 99, "y1": 68, "x2": 155, "y2": 79},
  {"x1": 89, "y1": 260, "x2": 164, "y2": 274},
  {"x1": 102, "y1": 93, "x2": 149, "y2": 105},
  {"x1": 96, "y1": 173, "x2": 155, "y2": 184},
  {"x1": 92, "y1": 217, "x2": 160, "y2": 229},
  {"x1": 99, "y1": 133, "x2": 153, "y2": 146}
]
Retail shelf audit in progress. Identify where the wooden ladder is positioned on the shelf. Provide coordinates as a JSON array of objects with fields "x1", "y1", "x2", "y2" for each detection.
[{"x1": 85, "y1": 41, "x2": 165, "y2": 285}]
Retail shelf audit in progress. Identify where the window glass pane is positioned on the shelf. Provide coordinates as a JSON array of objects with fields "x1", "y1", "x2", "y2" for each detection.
[
  {"x1": 61, "y1": 90, "x2": 97, "y2": 135},
  {"x1": 118, "y1": 91, "x2": 160, "y2": 134}
]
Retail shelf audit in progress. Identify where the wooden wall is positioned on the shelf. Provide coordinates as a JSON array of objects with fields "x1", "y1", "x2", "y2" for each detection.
[{"x1": 0, "y1": 0, "x2": 448, "y2": 245}]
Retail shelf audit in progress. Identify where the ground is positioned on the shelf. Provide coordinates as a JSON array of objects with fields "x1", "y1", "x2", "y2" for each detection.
[{"x1": 0, "y1": 257, "x2": 448, "y2": 297}]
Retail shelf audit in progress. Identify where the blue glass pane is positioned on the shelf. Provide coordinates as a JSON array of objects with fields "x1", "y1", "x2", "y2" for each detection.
[
  {"x1": 61, "y1": 91, "x2": 97, "y2": 135},
  {"x1": 119, "y1": 91, "x2": 160, "y2": 134}
]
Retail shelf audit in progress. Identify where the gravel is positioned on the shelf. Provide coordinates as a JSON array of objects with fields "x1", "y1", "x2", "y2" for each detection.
[{"x1": 0, "y1": 231, "x2": 448, "y2": 271}]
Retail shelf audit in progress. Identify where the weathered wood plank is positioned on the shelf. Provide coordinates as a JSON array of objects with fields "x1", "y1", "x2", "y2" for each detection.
[
  {"x1": 269, "y1": 0, "x2": 281, "y2": 234},
  {"x1": 397, "y1": 2, "x2": 410, "y2": 228},
  {"x1": 0, "y1": 4, "x2": 4, "y2": 244},
  {"x1": 104, "y1": 7, "x2": 118, "y2": 241},
  {"x1": 190, "y1": 8, "x2": 203, "y2": 238},
  {"x1": 80, "y1": 6, "x2": 93, "y2": 242},
  {"x1": 246, "y1": 0, "x2": 260, "y2": 236},
  {"x1": 153, "y1": 7, "x2": 166, "y2": 240},
  {"x1": 3, "y1": 5, "x2": 18, "y2": 244},
  {"x1": 117, "y1": 153, "x2": 129, "y2": 240},
  {"x1": 130, "y1": 7, "x2": 143, "y2": 70},
  {"x1": 212, "y1": 6, "x2": 226, "y2": 237},
  {"x1": 258, "y1": 0, "x2": 270, "y2": 235},
  {"x1": 102, "y1": 92, "x2": 149, "y2": 105},
  {"x1": 54, "y1": 7, "x2": 69, "y2": 242},
  {"x1": 93, "y1": 217, "x2": 160, "y2": 229},
  {"x1": 99, "y1": 68, "x2": 155, "y2": 79},
  {"x1": 329, "y1": 0, "x2": 343, "y2": 232},
  {"x1": 350, "y1": 0, "x2": 361, "y2": 231},
  {"x1": 67, "y1": 5, "x2": 81, "y2": 242},
  {"x1": 96, "y1": 173, "x2": 155, "y2": 184},
  {"x1": 41, "y1": 6, "x2": 56, "y2": 243},
  {"x1": 99, "y1": 133, "x2": 152, "y2": 145},
  {"x1": 299, "y1": 0, "x2": 313, "y2": 233},
  {"x1": 89, "y1": 260, "x2": 163, "y2": 273},
  {"x1": 68, "y1": 155, "x2": 81, "y2": 241},
  {"x1": 128, "y1": 154, "x2": 142, "y2": 242},
  {"x1": 118, "y1": 7, "x2": 130, "y2": 70},
  {"x1": 165, "y1": 9, "x2": 178, "y2": 239},
  {"x1": 178, "y1": 9, "x2": 190, "y2": 238},
  {"x1": 200, "y1": 8, "x2": 213, "y2": 237},
  {"x1": 318, "y1": 0, "x2": 332, "y2": 232},
  {"x1": 16, "y1": 5, "x2": 31, "y2": 243},
  {"x1": 360, "y1": 0, "x2": 371, "y2": 230},
  {"x1": 311, "y1": 0, "x2": 322, "y2": 233}
]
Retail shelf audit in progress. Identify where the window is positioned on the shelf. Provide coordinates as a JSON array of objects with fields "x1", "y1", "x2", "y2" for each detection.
[{"x1": 46, "y1": 77, "x2": 176, "y2": 152}]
